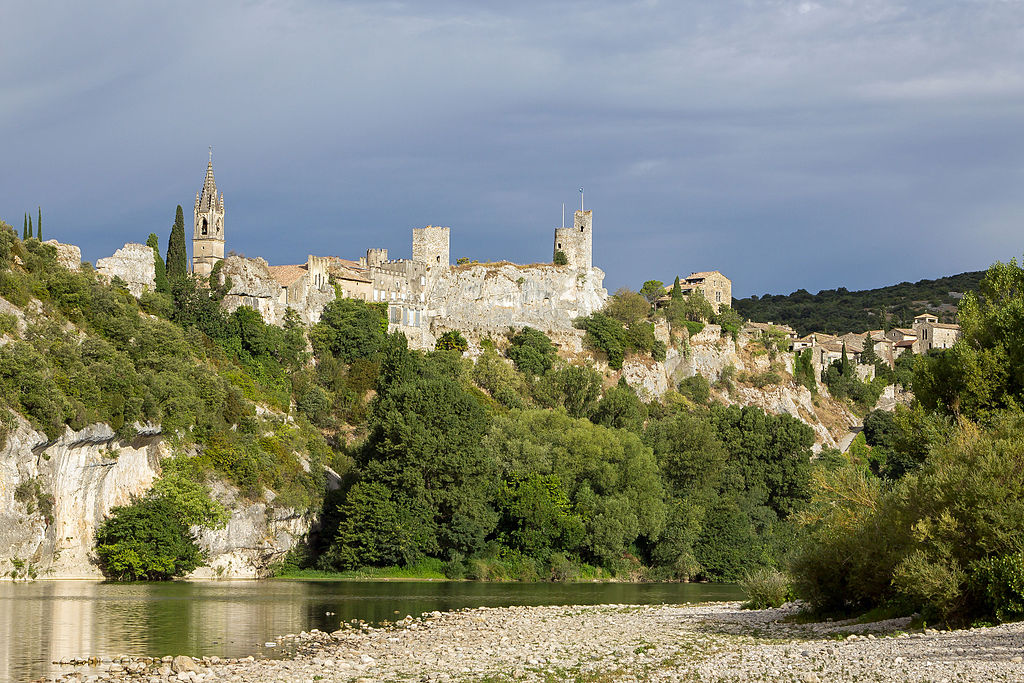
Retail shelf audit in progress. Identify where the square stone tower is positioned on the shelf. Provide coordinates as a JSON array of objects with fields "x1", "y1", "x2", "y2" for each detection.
[
  {"x1": 192, "y1": 157, "x2": 225, "y2": 278},
  {"x1": 553, "y1": 210, "x2": 592, "y2": 269},
  {"x1": 412, "y1": 226, "x2": 450, "y2": 279}
]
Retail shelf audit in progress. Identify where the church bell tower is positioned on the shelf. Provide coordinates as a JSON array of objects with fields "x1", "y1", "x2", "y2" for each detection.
[{"x1": 192, "y1": 149, "x2": 225, "y2": 278}]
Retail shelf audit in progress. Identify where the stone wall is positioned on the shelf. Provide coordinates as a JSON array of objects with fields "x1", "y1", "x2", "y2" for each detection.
[
  {"x1": 412, "y1": 262, "x2": 608, "y2": 350},
  {"x1": 96, "y1": 243, "x2": 155, "y2": 297}
]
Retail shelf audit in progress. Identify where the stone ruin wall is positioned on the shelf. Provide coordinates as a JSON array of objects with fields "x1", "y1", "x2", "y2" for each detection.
[{"x1": 404, "y1": 262, "x2": 607, "y2": 350}]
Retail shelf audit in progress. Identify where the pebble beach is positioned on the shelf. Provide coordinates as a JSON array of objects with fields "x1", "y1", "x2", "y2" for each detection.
[{"x1": 44, "y1": 601, "x2": 1024, "y2": 682}]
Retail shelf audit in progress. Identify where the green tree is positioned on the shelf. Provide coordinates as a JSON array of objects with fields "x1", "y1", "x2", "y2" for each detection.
[
  {"x1": 23, "y1": 213, "x2": 28, "y2": 240},
  {"x1": 532, "y1": 364, "x2": 602, "y2": 418},
  {"x1": 36, "y1": 206, "x2": 41, "y2": 240},
  {"x1": 95, "y1": 496, "x2": 204, "y2": 581},
  {"x1": 640, "y1": 280, "x2": 665, "y2": 304},
  {"x1": 147, "y1": 233, "x2": 171, "y2": 294},
  {"x1": 166, "y1": 205, "x2": 188, "y2": 280},
  {"x1": 591, "y1": 384, "x2": 647, "y2": 433},
  {"x1": 605, "y1": 288, "x2": 650, "y2": 325},
  {"x1": 27, "y1": 215, "x2": 32, "y2": 240},
  {"x1": 575, "y1": 312, "x2": 628, "y2": 369},
  {"x1": 506, "y1": 327, "x2": 557, "y2": 377},
  {"x1": 671, "y1": 276, "x2": 683, "y2": 301},
  {"x1": 436, "y1": 330, "x2": 469, "y2": 353},
  {"x1": 310, "y1": 298, "x2": 386, "y2": 363}
]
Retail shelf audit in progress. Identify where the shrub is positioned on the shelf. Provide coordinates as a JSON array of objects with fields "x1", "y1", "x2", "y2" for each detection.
[
  {"x1": 740, "y1": 567, "x2": 792, "y2": 609},
  {"x1": 506, "y1": 327, "x2": 556, "y2": 376},
  {"x1": 971, "y1": 552, "x2": 1024, "y2": 622},
  {"x1": 652, "y1": 339, "x2": 666, "y2": 362},
  {"x1": 553, "y1": 250, "x2": 568, "y2": 266},
  {"x1": 575, "y1": 313, "x2": 628, "y2": 369},
  {"x1": 684, "y1": 321, "x2": 704, "y2": 337},
  {"x1": 677, "y1": 375, "x2": 710, "y2": 405},
  {"x1": 435, "y1": 330, "x2": 468, "y2": 353}
]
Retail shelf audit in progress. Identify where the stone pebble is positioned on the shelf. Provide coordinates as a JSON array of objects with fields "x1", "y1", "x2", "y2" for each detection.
[{"x1": 45, "y1": 601, "x2": 1024, "y2": 682}]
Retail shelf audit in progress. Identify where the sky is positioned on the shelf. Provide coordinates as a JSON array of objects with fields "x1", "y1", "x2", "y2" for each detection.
[{"x1": 2, "y1": 0, "x2": 1024, "y2": 298}]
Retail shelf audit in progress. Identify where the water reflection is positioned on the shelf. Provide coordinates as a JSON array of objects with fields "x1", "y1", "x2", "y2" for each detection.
[{"x1": 0, "y1": 580, "x2": 743, "y2": 681}]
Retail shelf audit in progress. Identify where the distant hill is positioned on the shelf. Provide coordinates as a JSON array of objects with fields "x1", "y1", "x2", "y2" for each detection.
[{"x1": 733, "y1": 271, "x2": 985, "y2": 337}]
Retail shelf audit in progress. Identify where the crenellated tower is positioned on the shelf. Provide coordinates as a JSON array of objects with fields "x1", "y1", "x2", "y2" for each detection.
[{"x1": 192, "y1": 153, "x2": 225, "y2": 278}]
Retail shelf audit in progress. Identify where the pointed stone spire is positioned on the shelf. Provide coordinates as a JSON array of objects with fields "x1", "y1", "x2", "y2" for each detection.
[{"x1": 197, "y1": 160, "x2": 219, "y2": 213}]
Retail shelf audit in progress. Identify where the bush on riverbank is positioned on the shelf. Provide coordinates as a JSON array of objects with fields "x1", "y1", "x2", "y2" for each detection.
[{"x1": 739, "y1": 567, "x2": 792, "y2": 609}]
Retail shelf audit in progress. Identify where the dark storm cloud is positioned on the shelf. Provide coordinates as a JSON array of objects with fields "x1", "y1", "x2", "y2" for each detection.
[{"x1": 2, "y1": 0, "x2": 1024, "y2": 296}]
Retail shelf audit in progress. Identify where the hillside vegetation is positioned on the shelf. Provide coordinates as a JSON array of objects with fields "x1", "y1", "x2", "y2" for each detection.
[{"x1": 734, "y1": 271, "x2": 983, "y2": 336}]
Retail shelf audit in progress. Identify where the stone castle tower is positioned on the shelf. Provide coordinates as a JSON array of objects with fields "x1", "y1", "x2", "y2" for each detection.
[
  {"x1": 412, "y1": 225, "x2": 450, "y2": 280},
  {"x1": 192, "y1": 157, "x2": 225, "y2": 278},
  {"x1": 553, "y1": 210, "x2": 592, "y2": 269}
]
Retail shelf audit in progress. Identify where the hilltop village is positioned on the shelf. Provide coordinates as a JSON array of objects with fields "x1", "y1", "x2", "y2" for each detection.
[{"x1": 86, "y1": 158, "x2": 957, "y2": 389}]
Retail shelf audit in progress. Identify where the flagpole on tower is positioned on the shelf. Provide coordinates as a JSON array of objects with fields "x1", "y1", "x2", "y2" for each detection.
[
  {"x1": 579, "y1": 187, "x2": 584, "y2": 212},
  {"x1": 562, "y1": 203, "x2": 565, "y2": 229}
]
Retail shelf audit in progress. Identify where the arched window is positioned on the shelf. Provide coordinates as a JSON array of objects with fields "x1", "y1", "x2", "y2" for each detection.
[{"x1": 202, "y1": 218, "x2": 208, "y2": 236}]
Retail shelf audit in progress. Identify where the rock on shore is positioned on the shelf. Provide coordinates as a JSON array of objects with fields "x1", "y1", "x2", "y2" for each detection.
[{"x1": 46, "y1": 601, "x2": 1024, "y2": 682}]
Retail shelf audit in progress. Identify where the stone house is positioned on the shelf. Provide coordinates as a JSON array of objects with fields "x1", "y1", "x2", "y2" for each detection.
[
  {"x1": 324, "y1": 257, "x2": 372, "y2": 301},
  {"x1": 268, "y1": 255, "x2": 333, "y2": 307},
  {"x1": 912, "y1": 313, "x2": 960, "y2": 353},
  {"x1": 681, "y1": 271, "x2": 732, "y2": 312}
]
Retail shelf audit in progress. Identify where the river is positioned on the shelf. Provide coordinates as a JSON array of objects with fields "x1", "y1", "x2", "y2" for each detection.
[{"x1": 0, "y1": 580, "x2": 743, "y2": 681}]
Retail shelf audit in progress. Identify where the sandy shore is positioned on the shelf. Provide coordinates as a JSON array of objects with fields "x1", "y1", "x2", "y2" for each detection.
[{"x1": 46, "y1": 601, "x2": 1024, "y2": 682}]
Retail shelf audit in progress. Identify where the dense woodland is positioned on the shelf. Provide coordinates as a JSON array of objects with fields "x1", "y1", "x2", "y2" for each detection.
[
  {"x1": 3, "y1": 216, "x2": 1024, "y2": 626},
  {"x1": 734, "y1": 271, "x2": 984, "y2": 336}
]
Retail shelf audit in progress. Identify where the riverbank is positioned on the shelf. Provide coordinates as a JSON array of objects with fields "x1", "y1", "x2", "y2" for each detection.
[{"x1": 43, "y1": 601, "x2": 1024, "y2": 682}]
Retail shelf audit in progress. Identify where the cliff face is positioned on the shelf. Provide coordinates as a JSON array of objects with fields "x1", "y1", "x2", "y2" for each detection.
[
  {"x1": 617, "y1": 325, "x2": 859, "y2": 451},
  {"x1": 0, "y1": 417, "x2": 308, "y2": 580}
]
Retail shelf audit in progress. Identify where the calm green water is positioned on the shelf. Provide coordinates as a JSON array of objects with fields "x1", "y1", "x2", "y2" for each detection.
[{"x1": 0, "y1": 580, "x2": 743, "y2": 681}]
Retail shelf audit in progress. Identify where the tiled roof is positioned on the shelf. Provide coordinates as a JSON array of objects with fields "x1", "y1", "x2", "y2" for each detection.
[
  {"x1": 267, "y1": 264, "x2": 307, "y2": 287},
  {"x1": 931, "y1": 323, "x2": 961, "y2": 330}
]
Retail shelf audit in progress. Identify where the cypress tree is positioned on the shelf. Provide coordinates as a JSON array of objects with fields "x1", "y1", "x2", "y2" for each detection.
[
  {"x1": 28, "y1": 215, "x2": 33, "y2": 240},
  {"x1": 37, "y1": 206, "x2": 41, "y2": 240},
  {"x1": 671, "y1": 276, "x2": 683, "y2": 300},
  {"x1": 23, "y1": 213, "x2": 27, "y2": 240},
  {"x1": 147, "y1": 233, "x2": 171, "y2": 293},
  {"x1": 166, "y1": 205, "x2": 187, "y2": 279}
]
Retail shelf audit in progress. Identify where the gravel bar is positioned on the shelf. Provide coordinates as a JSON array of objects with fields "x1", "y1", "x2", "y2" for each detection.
[{"x1": 44, "y1": 601, "x2": 1024, "y2": 682}]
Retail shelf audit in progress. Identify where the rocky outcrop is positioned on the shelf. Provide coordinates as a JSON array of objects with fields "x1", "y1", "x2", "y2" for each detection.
[
  {"x1": 96, "y1": 243, "x2": 155, "y2": 297},
  {"x1": 189, "y1": 481, "x2": 311, "y2": 579},
  {"x1": 615, "y1": 326, "x2": 859, "y2": 450},
  {"x1": 0, "y1": 416, "x2": 311, "y2": 580},
  {"x1": 43, "y1": 240, "x2": 81, "y2": 271}
]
